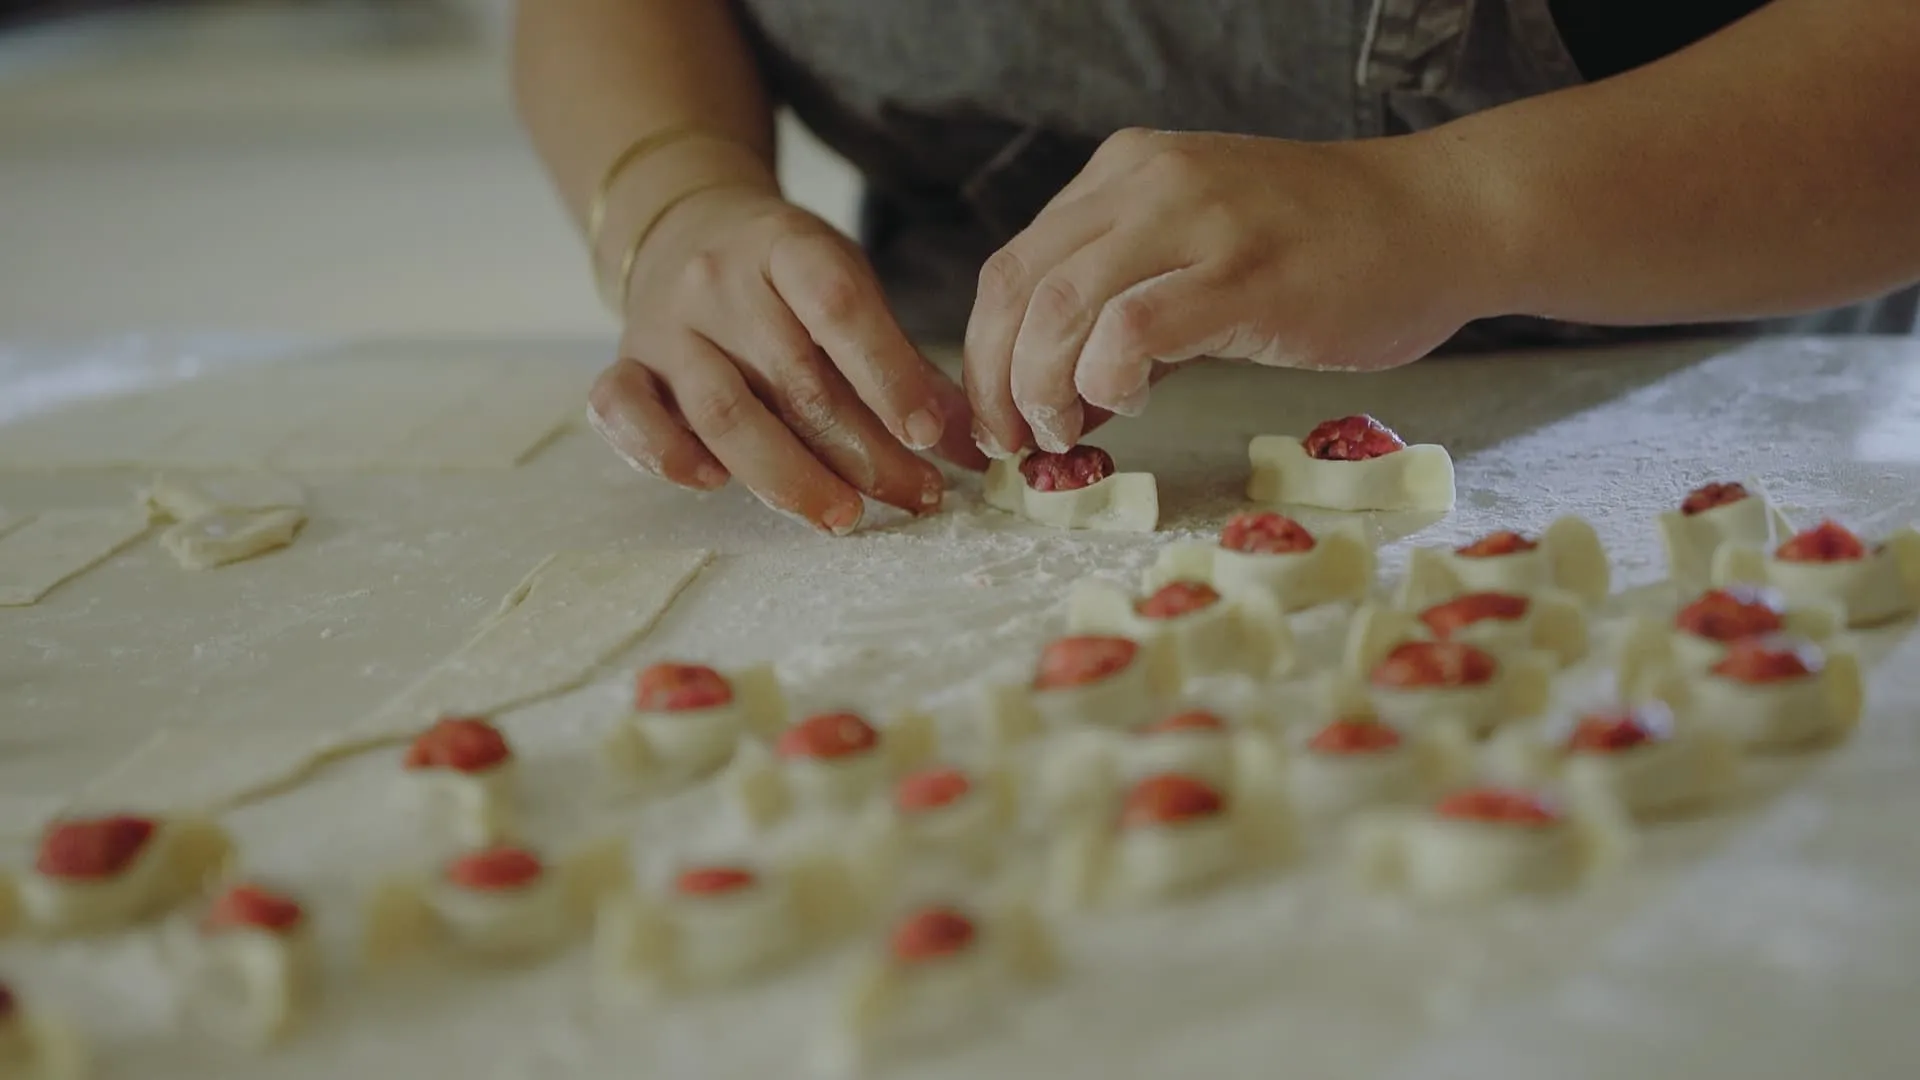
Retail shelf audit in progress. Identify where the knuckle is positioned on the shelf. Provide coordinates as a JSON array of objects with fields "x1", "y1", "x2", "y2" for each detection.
[
  {"x1": 775, "y1": 233, "x2": 867, "y2": 320},
  {"x1": 777, "y1": 365, "x2": 840, "y2": 439},
  {"x1": 681, "y1": 385, "x2": 754, "y2": 442},
  {"x1": 1192, "y1": 202, "x2": 1243, "y2": 247},
  {"x1": 1028, "y1": 273, "x2": 1090, "y2": 330},
  {"x1": 763, "y1": 203, "x2": 823, "y2": 237},
  {"x1": 1100, "y1": 126, "x2": 1159, "y2": 162},
  {"x1": 774, "y1": 232, "x2": 865, "y2": 323},
  {"x1": 761, "y1": 328, "x2": 819, "y2": 375},
  {"x1": 976, "y1": 248, "x2": 1030, "y2": 306},
  {"x1": 1143, "y1": 143, "x2": 1203, "y2": 185},
  {"x1": 808, "y1": 266, "x2": 864, "y2": 324},
  {"x1": 674, "y1": 248, "x2": 727, "y2": 298},
  {"x1": 1109, "y1": 292, "x2": 1162, "y2": 351}
]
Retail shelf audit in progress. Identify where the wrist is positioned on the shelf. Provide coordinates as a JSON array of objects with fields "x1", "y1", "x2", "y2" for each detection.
[
  {"x1": 613, "y1": 179, "x2": 778, "y2": 312},
  {"x1": 1393, "y1": 122, "x2": 1539, "y2": 326},
  {"x1": 592, "y1": 137, "x2": 779, "y2": 297}
]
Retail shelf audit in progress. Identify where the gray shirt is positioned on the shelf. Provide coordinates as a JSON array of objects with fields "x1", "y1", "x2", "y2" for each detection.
[{"x1": 734, "y1": 0, "x2": 1918, "y2": 347}]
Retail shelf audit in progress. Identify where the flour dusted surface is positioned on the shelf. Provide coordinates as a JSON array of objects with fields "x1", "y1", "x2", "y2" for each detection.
[{"x1": 1, "y1": 335, "x2": 1919, "y2": 1078}]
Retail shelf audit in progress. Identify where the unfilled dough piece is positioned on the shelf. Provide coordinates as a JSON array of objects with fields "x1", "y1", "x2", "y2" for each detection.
[
  {"x1": 143, "y1": 471, "x2": 305, "y2": 522},
  {"x1": 160, "y1": 508, "x2": 307, "y2": 570},
  {"x1": 0, "y1": 506, "x2": 152, "y2": 606},
  {"x1": 344, "y1": 547, "x2": 713, "y2": 742},
  {"x1": 64, "y1": 548, "x2": 712, "y2": 815}
]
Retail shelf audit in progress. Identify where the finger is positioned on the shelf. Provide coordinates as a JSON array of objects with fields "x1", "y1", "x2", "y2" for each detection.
[
  {"x1": 738, "y1": 347, "x2": 947, "y2": 516},
  {"x1": 705, "y1": 283, "x2": 947, "y2": 514},
  {"x1": 587, "y1": 356, "x2": 728, "y2": 490},
  {"x1": 1009, "y1": 232, "x2": 1197, "y2": 451},
  {"x1": 1079, "y1": 266, "x2": 1251, "y2": 407},
  {"x1": 1041, "y1": 127, "x2": 1167, "y2": 214},
  {"x1": 963, "y1": 190, "x2": 1120, "y2": 457},
  {"x1": 1080, "y1": 363, "x2": 1180, "y2": 436},
  {"x1": 766, "y1": 228, "x2": 954, "y2": 452},
  {"x1": 651, "y1": 334, "x2": 868, "y2": 535},
  {"x1": 927, "y1": 377, "x2": 990, "y2": 472}
]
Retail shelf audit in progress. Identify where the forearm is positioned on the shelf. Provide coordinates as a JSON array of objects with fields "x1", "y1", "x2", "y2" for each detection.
[
  {"x1": 1435, "y1": 0, "x2": 1920, "y2": 326},
  {"x1": 510, "y1": 0, "x2": 779, "y2": 278}
]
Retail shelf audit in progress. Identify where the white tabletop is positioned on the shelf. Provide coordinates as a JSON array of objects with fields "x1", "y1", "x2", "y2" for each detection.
[{"x1": 0, "y1": 333, "x2": 1916, "y2": 1079}]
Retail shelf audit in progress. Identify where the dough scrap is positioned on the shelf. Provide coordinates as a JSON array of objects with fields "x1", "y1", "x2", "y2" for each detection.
[
  {"x1": 0, "y1": 505, "x2": 152, "y2": 606},
  {"x1": 143, "y1": 471, "x2": 305, "y2": 523},
  {"x1": 159, "y1": 508, "x2": 307, "y2": 571}
]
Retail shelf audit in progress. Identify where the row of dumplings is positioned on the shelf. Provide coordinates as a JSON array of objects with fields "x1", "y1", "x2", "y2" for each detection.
[
  {"x1": 981, "y1": 414, "x2": 1460, "y2": 532},
  {"x1": 980, "y1": 460, "x2": 1916, "y2": 894},
  {"x1": 985, "y1": 411, "x2": 1918, "y2": 634},
  {"x1": 0, "y1": 701, "x2": 1057, "y2": 1077}
]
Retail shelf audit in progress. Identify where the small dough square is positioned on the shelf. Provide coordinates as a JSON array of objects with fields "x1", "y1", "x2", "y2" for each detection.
[
  {"x1": 143, "y1": 472, "x2": 305, "y2": 523},
  {"x1": 159, "y1": 507, "x2": 307, "y2": 570}
]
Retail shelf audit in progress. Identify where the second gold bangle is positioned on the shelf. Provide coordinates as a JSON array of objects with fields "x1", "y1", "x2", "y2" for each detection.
[
  {"x1": 585, "y1": 123, "x2": 700, "y2": 251},
  {"x1": 606, "y1": 179, "x2": 760, "y2": 313}
]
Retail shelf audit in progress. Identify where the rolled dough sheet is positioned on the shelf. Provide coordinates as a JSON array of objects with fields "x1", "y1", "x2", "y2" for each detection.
[
  {"x1": 348, "y1": 547, "x2": 714, "y2": 735},
  {"x1": 62, "y1": 547, "x2": 713, "y2": 815},
  {"x1": 0, "y1": 505, "x2": 152, "y2": 606},
  {"x1": 0, "y1": 355, "x2": 584, "y2": 471}
]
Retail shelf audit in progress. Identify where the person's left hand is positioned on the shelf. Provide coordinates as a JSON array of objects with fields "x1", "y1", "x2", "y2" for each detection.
[{"x1": 962, "y1": 128, "x2": 1502, "y2": 455}]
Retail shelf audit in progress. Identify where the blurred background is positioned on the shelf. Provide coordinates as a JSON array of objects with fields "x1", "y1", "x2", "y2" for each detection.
[{"x1": 0, "y1": 0, "x2": 860, "y2": 339}]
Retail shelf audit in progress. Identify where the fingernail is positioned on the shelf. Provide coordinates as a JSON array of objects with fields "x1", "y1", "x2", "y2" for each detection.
[
  {"x1": 903, "y1": 409, "x2": 943, "y2": 451},
  {"x1": 1027, "y1": 403, "x2": 1082, "y2": 455},
  {"x1": 1110, "y1": 385, "x2": 1151, "y2": 417},
  {"x1": 693, "y1": 464, "x2": 728, "y2": 489},
  {"x1": 586, "y1": 406, "x2": 657, "y2": 474},
  {"x1": 823, "y1": 502, "x2": 863, "y2": 536},
  {"x1": 919, "y1": 474, "x2": 944, "y2": 512},
  {"x1": 971, "y1": 420, "x2": 1013, "y2": 460}
]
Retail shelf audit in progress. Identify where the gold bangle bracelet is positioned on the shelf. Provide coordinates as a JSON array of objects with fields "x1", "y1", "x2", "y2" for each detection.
[
  {"x1": 605, "y1": 179, "x2": 758, "y2": 314},
  {"x1": 585, "y1": 123, "x2": 701, "y2": 250}
]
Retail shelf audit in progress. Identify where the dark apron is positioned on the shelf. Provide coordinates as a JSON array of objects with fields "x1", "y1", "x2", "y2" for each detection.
[{"x1": 735, "y1": 0, "x2": 1920, "y2": 348}]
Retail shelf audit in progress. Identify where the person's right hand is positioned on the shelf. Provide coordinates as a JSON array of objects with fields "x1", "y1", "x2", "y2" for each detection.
[{"x1": 588, "y1": 184, "x2": 987, "y2": 534}]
